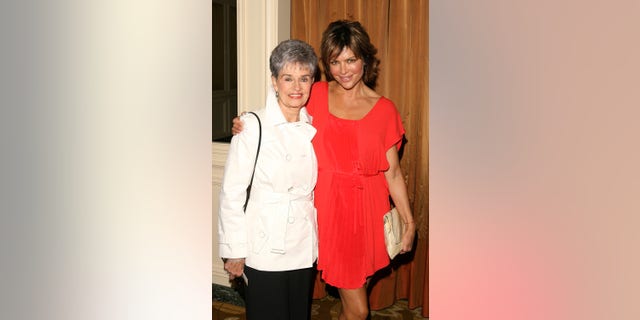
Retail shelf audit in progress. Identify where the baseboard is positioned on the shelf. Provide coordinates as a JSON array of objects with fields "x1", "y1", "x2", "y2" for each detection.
[{"x1": 212, "y1": 269, "x2": 231, "y2": 287}]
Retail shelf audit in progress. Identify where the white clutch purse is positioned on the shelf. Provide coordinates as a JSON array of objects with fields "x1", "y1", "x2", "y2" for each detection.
[{"x1": 383, "y1": 207, "x2": 403, "y2": 259}]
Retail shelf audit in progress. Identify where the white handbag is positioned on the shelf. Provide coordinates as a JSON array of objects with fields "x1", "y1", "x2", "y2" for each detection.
[{"x1": 383, "y1": 207, "x2": 403, "y2": 259}]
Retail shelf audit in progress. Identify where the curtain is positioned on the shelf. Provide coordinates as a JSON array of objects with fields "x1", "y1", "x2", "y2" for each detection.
[{"x1": 290, "y1": 0, "x2": 429, "y2": 317}]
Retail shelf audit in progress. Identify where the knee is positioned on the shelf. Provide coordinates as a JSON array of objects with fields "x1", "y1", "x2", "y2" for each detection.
[
  {"x1": 353, "y1": 306, "x2": 369, "y2": 319},
  {"x1": 342, "y1": 304, "x2": 369, "y2": 320}
]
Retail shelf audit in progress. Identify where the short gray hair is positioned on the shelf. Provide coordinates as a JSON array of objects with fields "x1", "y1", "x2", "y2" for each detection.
[{"x1": 269, "y1": 39, "x2": 318, "y2": 78}]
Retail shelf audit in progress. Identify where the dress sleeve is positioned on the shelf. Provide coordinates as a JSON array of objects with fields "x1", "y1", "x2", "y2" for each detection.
[{"x1": 383, "y1": 99, "x2": 406, "y2": 151}]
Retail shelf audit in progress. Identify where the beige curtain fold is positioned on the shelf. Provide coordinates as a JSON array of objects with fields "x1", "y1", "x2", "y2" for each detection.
[{"x1": 291, "y1": 0, "x2": 429, "y2": 317}]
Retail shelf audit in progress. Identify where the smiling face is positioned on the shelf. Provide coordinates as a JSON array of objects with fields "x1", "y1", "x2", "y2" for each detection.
[
  {"x1": 272, "y1": 62, "x2": 314, "y2": 114},
  {"x1": 328, "y1": 47, "x2": 364, "y2": 90}
]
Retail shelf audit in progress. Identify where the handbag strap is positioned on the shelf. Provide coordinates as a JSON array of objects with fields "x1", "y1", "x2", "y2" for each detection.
[{"x1": 245, "y1": 111, "x2": 261, "y2": 197}]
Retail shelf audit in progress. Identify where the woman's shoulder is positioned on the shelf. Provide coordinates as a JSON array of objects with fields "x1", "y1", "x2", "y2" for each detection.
[
  {"x1": 239, "y1": 109, "x2": 265, "y2": 133},
  {"x1": 307, "y1": 82, "x2": 329, "y2": 115},
  {"x1": 373, "y1": 93, "x2": 397, "y2": 109},
  {"x1": 368, "y1": 96, "x2": 400, "y2": 122},
  {"x1": 312, "y1": 81, "x2": 329, "y2": 90},
  {"x1": 377, "y1": 96, "x2": 396, "y2": 108},
  {"x1": 240, "y1": 108, "x2": 263, "y2": 120},
  {"x1": 311, "y1": 81, "x2": 329, "y2": 98}
]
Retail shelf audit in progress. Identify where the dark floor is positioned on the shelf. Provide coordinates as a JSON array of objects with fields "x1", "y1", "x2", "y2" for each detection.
[
  {"x1": 213, "y1": 283, "x2": 427, "y2": 319},
  {"x1": 212, "y1": 282, "x2": 245, "y2": 307}
]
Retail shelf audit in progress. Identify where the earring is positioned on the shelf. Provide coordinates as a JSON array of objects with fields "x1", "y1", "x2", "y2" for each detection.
[{"x1": 275, "y1": 91, "x2": 279, "y2": 98}]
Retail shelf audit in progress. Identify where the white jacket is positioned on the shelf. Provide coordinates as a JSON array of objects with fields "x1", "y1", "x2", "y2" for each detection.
[{"x1": 218, "y1": 88, "x2": 318, "y2": 271}]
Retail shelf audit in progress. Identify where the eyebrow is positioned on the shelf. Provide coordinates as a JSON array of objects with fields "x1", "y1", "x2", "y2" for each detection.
[
  {"x1": 331, "y1": 55, "x2": 357, "y2": 61},
  {"x1": 280, "y1": 73, "x2": 312, "y2": 77}
]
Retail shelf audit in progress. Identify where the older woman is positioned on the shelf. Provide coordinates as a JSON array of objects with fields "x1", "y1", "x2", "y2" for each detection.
[{"x1": 218, "y1": 39, "x2": 318, "y2": 320}]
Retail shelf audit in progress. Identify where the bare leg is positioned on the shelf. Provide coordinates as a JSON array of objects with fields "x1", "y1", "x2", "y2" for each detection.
[{"x1": 338, "y1": 286, "x2": 369, "y2": 320}]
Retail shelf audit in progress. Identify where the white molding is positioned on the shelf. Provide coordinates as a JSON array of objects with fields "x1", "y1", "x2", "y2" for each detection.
[
  {"x1": 237, "y1": 0, "x2": 266, "y2": 112},
  {"x1": 212, "y1": 142, "x2": 227, "y2": 286},
  {"x1": 237, "y1": 0, "x2": 290, "y2": 112},
  {"x1": 264, "y1": 0, "x2": 291, "y2": 90},
  {"x1": 212, "y1": 142, "x2": 230, "y2": 168},
  {"x1": 213, "y1": 269, "x2": 231, "y2": 287}
]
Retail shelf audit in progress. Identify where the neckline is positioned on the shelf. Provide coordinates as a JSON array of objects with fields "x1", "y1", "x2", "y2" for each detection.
[
  {"x1": 328, "y1": 96, "x2": 383, "y2": 121},
  {"x1": 327, "y1": 82, "x2": 384, "y2": 121}
]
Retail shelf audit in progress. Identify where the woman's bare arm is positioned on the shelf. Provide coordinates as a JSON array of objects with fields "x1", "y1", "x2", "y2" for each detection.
[{"x1": 383, "y1": 146, "x2": 416, "y2": 254}]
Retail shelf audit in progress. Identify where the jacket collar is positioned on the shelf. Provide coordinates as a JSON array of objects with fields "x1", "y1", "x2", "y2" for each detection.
[{"x1": 264, "y1": 87, "x2": 313, "y2": 127}]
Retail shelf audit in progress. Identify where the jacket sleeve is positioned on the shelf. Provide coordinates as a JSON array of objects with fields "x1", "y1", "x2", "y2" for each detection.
[{"x1": 218, "y1": 113, "x2": 260, "y2": 258}]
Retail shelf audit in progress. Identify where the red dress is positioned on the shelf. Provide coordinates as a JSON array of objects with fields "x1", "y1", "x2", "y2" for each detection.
[{"x1": 306, "y1": 82, "x2": 405, "y2": 289}]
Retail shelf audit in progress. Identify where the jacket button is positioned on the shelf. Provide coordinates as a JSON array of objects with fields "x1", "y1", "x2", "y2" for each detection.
[
  {"x1": 285, "y1": 154, "x2": 292, "y2": 161},
  {"x1": 288, "y1": 217, "x2": 295, "y2": 224}
]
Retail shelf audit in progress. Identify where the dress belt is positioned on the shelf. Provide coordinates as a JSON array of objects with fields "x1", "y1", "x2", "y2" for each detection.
[{"x1": 328, "y1": 171, "x2": 382, "y2": 233}]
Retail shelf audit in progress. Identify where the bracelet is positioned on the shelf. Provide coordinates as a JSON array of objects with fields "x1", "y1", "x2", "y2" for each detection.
[{"x1": 403, "y1": 221, "x2": 415, "y2": 225}]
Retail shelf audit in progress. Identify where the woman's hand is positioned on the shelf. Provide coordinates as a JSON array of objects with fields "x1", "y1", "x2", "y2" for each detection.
[
  {"x1": 400, "y1": 221, "x2": 416, "y2": 254},
  {"x1": 231, "y1": 116, "x2": 244, "y2": 135},
  {"x1": 223, "y1": 258, "x2": 245, "y2": 279}
]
